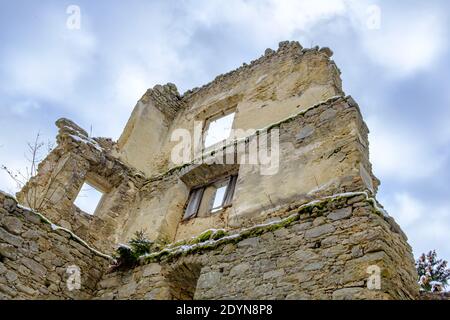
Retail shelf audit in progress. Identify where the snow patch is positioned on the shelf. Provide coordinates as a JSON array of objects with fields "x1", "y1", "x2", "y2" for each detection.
[
  {"x1": 68, "y1": 134, "x2": 103, "y2": 152},
  {"x1": 16, "y1": 202, "x2": 113, "y2": 260},
  {"x1": 139, "y1": 190, "x2": 390, "y2": 263}
]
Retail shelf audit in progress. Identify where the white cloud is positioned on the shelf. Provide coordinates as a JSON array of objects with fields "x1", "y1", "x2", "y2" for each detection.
[
  {"x1": 186, "y1": 0, "x2": 448, "y2": 78},
  {"x1": 113, "y1": 64, "x2": 154, "y2": 110},
  {"x1": 383, "y1": 191, "x2": 450, "y2": 260},
  {"x1": 349, "y1": 4, "x2": 447, "y2": 76},
  {"x1": 186, "y1": 0, "x2": 348, "y2": 44},
  {"x1": 0, "y1": 10, "x2": 96, "y2": 103},
  {"x1": 271, "y1": 0, "x2": 347, "y2": 30},
  {"x1": 9, "y1": 99, "x2": 41, "y2": 116},
  {"x1": 367, "y1": 116, "x2": 449, "y2": 181},
  {"x1": 111, "y1": 45, "x2": 187, "y2": 112},
  {"x1": 440, "y1": 111, "x2": 450, "y2": 145},
  {"x1": 385, "y1": 192, "x2": 424, "y2": 227}
]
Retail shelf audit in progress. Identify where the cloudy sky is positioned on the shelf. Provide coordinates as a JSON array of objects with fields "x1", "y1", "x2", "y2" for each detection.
[{"x1": 0, "y1": 0, "x2": 449, "y2": 263}]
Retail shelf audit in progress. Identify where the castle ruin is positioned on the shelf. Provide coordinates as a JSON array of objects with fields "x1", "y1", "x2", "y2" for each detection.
[{"x1": 0, "y1": 41, "x2": 419, "y2": 300}]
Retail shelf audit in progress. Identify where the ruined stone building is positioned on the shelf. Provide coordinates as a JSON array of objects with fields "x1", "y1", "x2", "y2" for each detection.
[{"x1": 0, "y1": 41, "x2": 419, "y2": 300}]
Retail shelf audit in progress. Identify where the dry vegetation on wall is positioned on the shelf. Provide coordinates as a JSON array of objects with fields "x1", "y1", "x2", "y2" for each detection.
[
  {"x1": 111, "y1": 190, "x2": 401, "y2": 266},
  {"x1": 1, "y1": 133, "x2": 57, "y2": 212}
]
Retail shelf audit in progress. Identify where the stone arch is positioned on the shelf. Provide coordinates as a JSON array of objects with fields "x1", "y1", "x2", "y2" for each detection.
[{"x1": 165, "y1": 257, "x2": 204, "y2": 300}]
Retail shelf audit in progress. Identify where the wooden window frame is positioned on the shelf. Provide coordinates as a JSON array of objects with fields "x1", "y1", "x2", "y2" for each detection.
[{"x1": 182, "y1": 175, "x2": 238, "y2": 221}]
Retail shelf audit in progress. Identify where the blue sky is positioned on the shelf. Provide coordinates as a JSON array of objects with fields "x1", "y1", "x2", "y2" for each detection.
[{"x1": 0, "y1": 0, "x2": 449, "y2": 263}]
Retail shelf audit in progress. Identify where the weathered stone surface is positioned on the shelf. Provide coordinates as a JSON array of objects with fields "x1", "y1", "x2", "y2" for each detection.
[
  {"x1": 118, "y1": 281, "x2": 137, "y2": 298},
  {"x1": 263, "y1": 269, "x2": 285, "y2": 280},
  {"x1": 305, "y1": 224, "x2": 335, "y2": 239},
  {"x1": 0, "y1": 196, "x2": 109, "y2": 299},
  {"x1": 21, "y1": 257, "x2": 47, "y2": 277},
  {"x1": 2, "y1": 216, "x2": 23, "y2": 235},
  {"x1": 229, "y1": 262, "x2": 250, "y2": 277},
  {"x1": 144, "y1": 287, "x2": 171, "y2": 300},
  {"x1": 319, "y1": 109, "x2": 337, "y2": 122},
  {"x1": 95, "y1": 197, "x2": 418, "y2": 300},
  {"x1": 0, "y1": 228, "x2": 23, "y2": 247},
  {"x1": 319, "y1": 47, "x2": 333, "y2": 57},
  {"x1": 296, "y1": 125, "x2": 315, "y2": 140},
  {"x1": 3, "y1": 198, "x2": 17, "y2": 213},
  {"x1": 5, "y1": 270, "x2": 18, "y2": 283},
  {"x1": 304, "y1": 262, "x2": 324, "y2": 271},
  {"x1": 1, "y1": 188, "x2": 419, "y2": 300},
  {"x1": 197, "y1": 272, "x2": 222, "y2": 289},
  {"x1": 286, "y1": 291, "x2": 311, "y2": 300},
  {"x1": 0, "y1": 263, "x2": 7, "y2": 274},
  {"x1": 332, "y1": 287, "x2": 364, "y2": 300},
  {"x1": 15, "y1": 283, "x2": 37, "y2": 296},
  {"x1": 0, "y1": 283, "x2": 17, "y2": 297},
  {"x1": 254, "y1": 283, "x2": 273, "y2": 296},
  {"x1": 143, "y1": 263, "x2": 162, "y2": 277},
  {"x1": 347, "y1": 195, "x2": 366, "y2": 205},
  {"x1": 98, "y1": 276, "x2": 120, "y2": 289},
  {"x1": 328, "y1": 207, "x2": 352, "y2": 221},
  {"x1": 237, "y1": 237, "x2": 259, "y2": 248},
  {"x1": 22, "y1": 229, "x2": 41, "y2": 239}
]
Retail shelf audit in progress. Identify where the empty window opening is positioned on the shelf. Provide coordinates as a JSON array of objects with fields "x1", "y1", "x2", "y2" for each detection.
[
  {"x1": 167, "y1": 263, "x2": 202, "y2": 300},
  {"x1": 183, "y1": 175, "x2": 237, "y2": 220},
  {"x1": 204, "y1": 112, "x2": 235, "y2": 148},
  {"x1": 74, "y1": 182, "x2": 104, "y2": 215},
  {"x1": 211, "y1": 185, "x2": 227, "y2": 213}
]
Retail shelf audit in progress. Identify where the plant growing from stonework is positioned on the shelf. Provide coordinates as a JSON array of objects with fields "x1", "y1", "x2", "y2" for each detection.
[
  {"x1": 111, "y1": 230, "x2": 163, "y2": 271},
  {"x1": 416, "y1": 250, "x2": 450, "y2": 292}
]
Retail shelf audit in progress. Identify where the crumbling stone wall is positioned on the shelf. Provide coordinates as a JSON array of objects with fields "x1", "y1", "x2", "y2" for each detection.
[
  {"x1": 16, "y1": 118, "x2": 145, "y2": 253},
  {"x1": 0, "y1": 192, "x2": 110, "y2": 299},
  {"x1": 117, "y1": 83, "x2": 186, "y2": 174},
  {"x1": 116, "y1": 41, "x2": 343, "y2": 177},
  {"x1": 13, "y1": 42, "x2": 377, "y2": 248},
  {"x1": 119, "y1": 95, "x2": 379, "y2": 243},
  {"x1": 95, "y1": 193, "x2": 419, "y2": 300},
  {"x1": 111, "y1": 42, "x2": 376, "y2": 243},
  {"x1": 3, "y1": 40, "x2": 421, "y2": 300}
]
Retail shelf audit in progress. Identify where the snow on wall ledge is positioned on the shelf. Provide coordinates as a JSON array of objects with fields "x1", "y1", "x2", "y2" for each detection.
[
  {"x1": 1, "y1": 189, "x2": 419, "y2": 300},
  {"x1": 0, "y1": 191, "x2": 110, "y2": 299},
  {"x1": 96, "y1": 192, "x2": 420, "y2": 300}
]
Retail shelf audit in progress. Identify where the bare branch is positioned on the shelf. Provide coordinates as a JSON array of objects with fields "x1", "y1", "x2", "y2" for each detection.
[{"x1": 2, "y1": 132, "x2": 57, "y2": 211}]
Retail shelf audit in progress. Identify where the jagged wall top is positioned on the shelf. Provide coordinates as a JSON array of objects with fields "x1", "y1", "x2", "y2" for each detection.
[
  {"x1": 134, "y1": 41, "x2": 338, "y2": 120},
  {"x1": 182, "y1": 41, "x2": 337, "y2": 102},
  {"x1": 138, "y1": 83, "x2": 187, "y2": 121}
]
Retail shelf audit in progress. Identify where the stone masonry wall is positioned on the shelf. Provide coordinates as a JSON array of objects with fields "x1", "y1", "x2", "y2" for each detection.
[
  {"x1": 3, "y1": 40, "x2": 421, "y2": 300},
  {"x1": 117, "y1": 41, "x2": 343, "y2": 178},
  {"x1": 16, "y1": 118, "x2": 146, "y2": 254},
  {"x1": 0, "y1": 192, "x2": 110, "y2": 299},
  {"x1": 118, "y1": 95, "x2": 380, "y2": 244},
  {"x1": 95, "y1": 193, "x2": 419, "y2": 300}
]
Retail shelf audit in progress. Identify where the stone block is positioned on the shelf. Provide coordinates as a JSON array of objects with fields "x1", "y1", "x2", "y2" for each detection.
[
  {"x1": 143, "y1": 263, "x2": 162, "y2": 277},
  {"x1": 2, "y1": 216, "x2": 23, "y2": 235},
  {"x1": 328, "y1": 207, "x2": 352, "y2": 221},
  {"x1": 305, "y1": 224, "x2": 335, "y2": 239}
]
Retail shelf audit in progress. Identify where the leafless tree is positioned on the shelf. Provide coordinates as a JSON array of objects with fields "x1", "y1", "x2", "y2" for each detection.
[{"x1": 1, "y1": 132, "x2": 56, "y2": 211}]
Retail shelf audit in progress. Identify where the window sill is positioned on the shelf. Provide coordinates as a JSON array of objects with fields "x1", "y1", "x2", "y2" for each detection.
[{"x1": 181, "y1": 205, "x2": 231, "y2": 223}]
